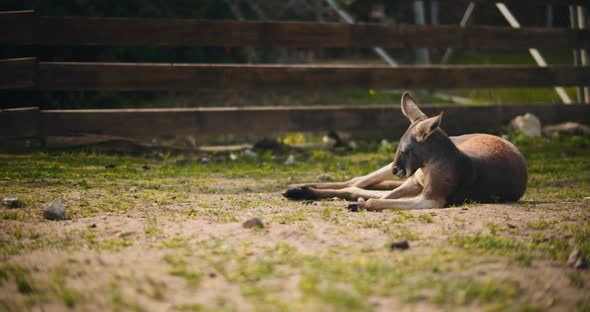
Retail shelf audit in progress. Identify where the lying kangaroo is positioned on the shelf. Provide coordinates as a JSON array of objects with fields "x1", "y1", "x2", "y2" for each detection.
[{"x1": 283, "y1": 93, "x2": 527, "y2": 210}]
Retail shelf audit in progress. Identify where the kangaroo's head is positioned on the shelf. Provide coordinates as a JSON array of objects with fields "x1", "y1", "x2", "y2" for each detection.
[{"x1": 392, "y1": 93, "x2": 444, "y2": 179}]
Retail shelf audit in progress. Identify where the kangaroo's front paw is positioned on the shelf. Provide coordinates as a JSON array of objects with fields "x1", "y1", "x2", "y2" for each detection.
[
  {"x1": 282, "y1": 186, "x2": 317, "y2": 200},
  {"x1": 346, "y1": 202, "x2": 366, "y2": 212}
]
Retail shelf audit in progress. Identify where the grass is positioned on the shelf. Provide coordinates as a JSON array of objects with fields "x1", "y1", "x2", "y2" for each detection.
[
  {"x1": 0, "y1": 132, "x2": 589, "y2": 310},
  {"x1": 51, "y1": 271, "x2": 83, "y2": 308},
  {"x1": 99, "y1": 238, "x2": 133, "y2": 251},
  {"x1": 163, "y1": 254, "x2": 202, "y2": 287},
  {"x1": 14, "y1": 269, "x2": 33, "y2": 294}
]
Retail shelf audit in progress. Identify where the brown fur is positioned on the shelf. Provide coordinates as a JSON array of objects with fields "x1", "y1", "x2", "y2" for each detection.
[
  {"x1": 283, "y1": 93, "x2": 528, "y2": 210},
  {"x1": 447, "y1": 133, "x2": 527, "y2": 205}
]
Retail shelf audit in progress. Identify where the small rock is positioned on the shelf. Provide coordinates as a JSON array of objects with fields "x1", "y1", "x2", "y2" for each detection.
[
  {"x1": 128, "y1": 186, "x2": 138, "y2": 193},
  {"x1": 358, "y1": 197, "x2": 366, "y2": 202},
  {"x1": 142, "y1": 164, "x2": 151, "y2": 170},
  {"x1": 507, "y1": 223, "x2": 517, "y2": 229},
  {"x1": 242, "y1": 149, "x2": 257, "y2": 158},
  {"x1": 317, "y1": 173, "x2": 333, "y2": 182},
  {"x1": 567, "y1": 249, "x2": 586, "y2": 269},
  {"x1": 89, "y1": 223, "x2": 97, "y2": 228},
  {"x1": 229, "y1": 153, "x2": 238, "y2": 161},
  {"x1": 2, "y1": 197, "x2": 23, "y2": 208},
  {"x1": 284, "y1": 155, "x2": 296, "y2": 165},
  {"x1": 390, "y1": 241, "x2": 410, "y2": 250},
  {"x1": 104, "y1": 164, "x2": 115, "y2": 169},
  {"x1": 510, "y1": 113, "x2": 542, "y2": 137},
  {"x1": 243, "y1": 217, "x2": 264, "y2": 229},
  {"x1": 43, "y1": 198, "x2": 66, "y2": 220},
  {"x1": 200, "y1": 157, "x2": 210, "y2": 164}
]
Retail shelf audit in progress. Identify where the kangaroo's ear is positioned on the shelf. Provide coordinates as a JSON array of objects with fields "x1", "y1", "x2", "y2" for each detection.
[
  {"x1": 401, "y1": 92, "x2": 427, "y2": 123},
  {"x1": 414, "y1": 112, "x2": 443, "y2": 142}
]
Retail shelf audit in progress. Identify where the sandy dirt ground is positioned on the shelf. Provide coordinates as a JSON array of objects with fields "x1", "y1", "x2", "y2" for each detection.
[{"x1": 1, "y1": 184, "x2": 589, "y2": 311}]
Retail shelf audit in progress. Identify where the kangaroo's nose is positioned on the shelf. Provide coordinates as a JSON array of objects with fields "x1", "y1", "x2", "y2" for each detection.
[{"x1": 392, "y1": 166, "x2": 399, "y2": 175}]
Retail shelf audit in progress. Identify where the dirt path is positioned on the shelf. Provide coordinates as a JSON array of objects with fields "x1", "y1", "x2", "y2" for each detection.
[{"x1": 1, "y1": 187, "x2": 589, "y2": 311}]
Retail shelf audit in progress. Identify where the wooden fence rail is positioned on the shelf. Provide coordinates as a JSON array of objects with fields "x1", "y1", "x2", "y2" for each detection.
[
  {"x1": 3, "y1": 104, "x2": 589, "y2": 142},
  {"x1": 37, "y1": 62, "x2": 590, "y2": 90},
  {"x1": 1, "y1": 11, "x2": 589, "y2": 49},
  {"x1": 4, "y1": 58, "x2": 590, "y2": 91}
]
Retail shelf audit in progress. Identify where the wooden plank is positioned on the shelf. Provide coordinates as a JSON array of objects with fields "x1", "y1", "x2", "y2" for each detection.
[
  {"x1": 35, "y1": 16, "x2": 590, "y2": 49},
  {"x1": 36, "y1": 62, "x2": 590, "y2": 90},
  {"x1": 40, "y1": 104, "x2": 590, "y2": 140},
  {"x1": 0, "y1": 11, "x2": 35, "y2": 45},
  {"x1": 0, "y1": 107, "x2": 40, "y2": 139},
  {"x1": 0, "y1": 58, "x2": 36, "y2": 89}
]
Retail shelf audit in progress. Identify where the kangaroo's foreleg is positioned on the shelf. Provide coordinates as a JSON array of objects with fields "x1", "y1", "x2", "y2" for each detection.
[
  {"x1": 347, "y1": 195, "x2": 445, "y2": 211},
  {"x1": 380, "y1": 169, "x2": 424, "y2": 199}
]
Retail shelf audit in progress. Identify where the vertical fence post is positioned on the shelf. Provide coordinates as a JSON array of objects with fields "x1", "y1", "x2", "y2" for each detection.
[
  {"x1": 545, "y1": 4, "x2": 553, "y2": 28},
  {"x1": 569, "y1": 5, "x2": 583, "y2": 103},
  {"x1": 413, "y1": 0, "x2": 430, "y2": 65},
  {"x1": 577, "y1": 5, "x2": 589, "y2": 104},
  {"x1": 430, "y1": 0, "x2": 439, "y2": 25}
]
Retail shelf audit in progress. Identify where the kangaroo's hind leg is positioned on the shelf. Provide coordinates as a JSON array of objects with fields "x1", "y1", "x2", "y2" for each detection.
[
  {"x1": 288, "y1": 163, "x2": 395, "y2": 190},
  {"x1": 283, "y1": 186, "x2": 392, "y2": 201},
  {"x1": 284, "y1": 163, "x2": 397, "y2": 200}
]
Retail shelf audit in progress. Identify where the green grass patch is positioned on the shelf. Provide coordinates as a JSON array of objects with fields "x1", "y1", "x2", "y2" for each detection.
[
  {"x1": 51, "y1": 271, "x2": 83, "y2": 308},
  {"x1": 450, "y1": 225, "x2": 584, "y2": 263},
  {"x1": 99, "y1": 238, "x2": 133, "y2": 251}
]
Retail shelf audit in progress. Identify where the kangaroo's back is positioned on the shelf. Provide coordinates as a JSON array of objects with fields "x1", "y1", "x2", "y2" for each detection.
[{"x1": 454, "y1": 134, "x2": 527, "y2": 203}]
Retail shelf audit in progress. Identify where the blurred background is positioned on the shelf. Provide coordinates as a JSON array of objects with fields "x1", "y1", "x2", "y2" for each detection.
[{"x1": 0, "y1": 0, "x2": 579, "y2": 109}]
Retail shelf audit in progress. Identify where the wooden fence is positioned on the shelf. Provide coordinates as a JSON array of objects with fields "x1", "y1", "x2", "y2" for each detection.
[
  {"x1": 2, "y1": 104, "x2": 588, "y2": 142},
  {"x1": 1, "y1": 8, "x2": 590, "y2": 145}
]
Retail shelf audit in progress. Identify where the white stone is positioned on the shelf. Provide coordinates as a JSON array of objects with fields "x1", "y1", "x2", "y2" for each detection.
[{"x1": 510, "y1": 113, "x2": 542, "y2": 137}]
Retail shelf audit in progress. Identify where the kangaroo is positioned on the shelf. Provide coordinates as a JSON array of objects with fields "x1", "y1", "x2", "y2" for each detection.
[{"x1": 283, "y1": 92, "x2": 528, "y2": 211}]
